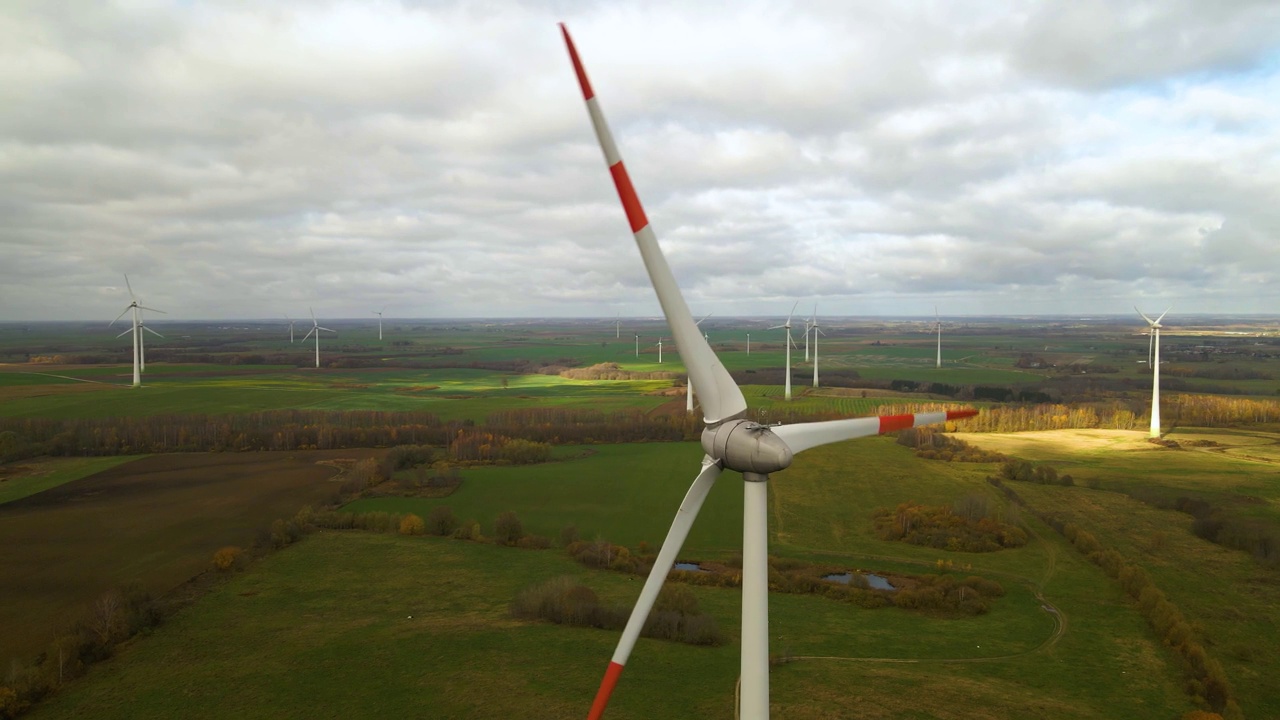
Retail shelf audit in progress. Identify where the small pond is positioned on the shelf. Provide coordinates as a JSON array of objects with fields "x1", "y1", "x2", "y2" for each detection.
[
  {"x1": 822, "y1": 572, "x2": 896, "y2": 591},
  {"x1": 672, "y1": 562, "x2": 709, "y2": 573}
]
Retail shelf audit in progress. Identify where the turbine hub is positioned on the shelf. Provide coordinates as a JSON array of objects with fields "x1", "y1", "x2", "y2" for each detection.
[{"x1": 701, "y1": 419, "x2": 793, "y2": 476}]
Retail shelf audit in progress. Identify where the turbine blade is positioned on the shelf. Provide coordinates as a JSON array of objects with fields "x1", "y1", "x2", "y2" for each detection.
[
  {"x1": 1154, "y1": 305, "x2": 1173, "y2": 324},
  {"x1": 143, "y1": 326, "x2": 164, "y2": 338},
  {"x1": 302, "y1": 328, "x2": 316, "y2": 342},
  {"x1": 1134, "y1": 306, "x2": 1156, "y2": 326},
  {"x1": 786, "y1": 300, "x2": 799, "y2": 326},
  {"x1": 109, "y1": 307, "x2": 130, "y2": 327},
  {"x1": 586, "y1": 458, "x2": 722, "y2": 720},
  {"x1": 116, "y1": 327, "x2": 133, "y2": 339},
  {"x1": 124, "y1": 274, "x2": 135, "y2": 300},
  {"x1": 310, "y1": 307, "x2": 317, "y2": 323},
  {"x1": 317, "y1": 326, "x2": 336, "y2": 333},
  {"x1": 773, "y1": 409, "x2": 978, "y2": 455},
  {"x1": 137, "y1": 306, "x2": 166, "y2": 314},
  {"x1": 562, "y1": 24, "x2": 745, "y2": 424}
]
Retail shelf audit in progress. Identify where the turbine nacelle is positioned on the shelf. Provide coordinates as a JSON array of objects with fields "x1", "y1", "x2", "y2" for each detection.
[{"x1": 701, "y1": 419, "x2": 793, "y2": 476}]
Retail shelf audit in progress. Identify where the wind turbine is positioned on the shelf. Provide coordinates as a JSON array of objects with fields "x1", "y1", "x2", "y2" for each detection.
[
  {"x1": 615, "y1": 315, "x2": 622, "y2": 339},
  {"x1": 136, "y1": 311, "x2": 164, "y2": 374},
  {"x1": 810, "y1": 306, "x2": 825, "y2": 388},
  {"x1": 108, "y1": 275, "x2": 165, "y2": 388},
  {"x1": 656, "y1": 338, "x2": 663, "y2": 364},
  {"x1": 1136, "y1": 305, "x2": 1172, "y2": 438},
  {"x1": 803, "y1": 309, "x2": 813, "y2": 362},
  {"x1": 635, "y1": 334, "x2": 639, "y2": 358},
  {"x1": 935, "y1": 305, "x2": 942, "y2": 369},
  {"x1": 285, "y1": 315, "x2": 295, "y2": 344},
  {"x1": 374, "y1": 308, "x2": 385, "y2": 341},
  {"x1": 561, "y1": 26, "x2": 977, "y2": 720},
  {"x1": 746, "y1": 333, "x2": 750, "y2": 356},
  {"x1": 766, "y1": 302, "x2": 800, "y2": 400},
  {"x1": 301, "y1": 308, "x2": 336, "y2": 369}
]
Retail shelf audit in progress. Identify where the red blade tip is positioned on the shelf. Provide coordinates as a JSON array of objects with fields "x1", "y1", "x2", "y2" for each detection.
[
  {"x1": 946, "y1": 409, "x2": 979, "y2": 420},
  {"x1": 559, "y1": 23, "x2": 595, "y2": 100}
]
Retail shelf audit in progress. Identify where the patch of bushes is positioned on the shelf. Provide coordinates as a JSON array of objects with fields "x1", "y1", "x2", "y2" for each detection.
[
  {"x1": 211, "y1": 546, "x2": 243, "y2": 572},
  {"x1": 508, "y1": 576, "x2": 726, "y2": 647},
  {"x1": 896, "y1": 427, "x2": 1006, "y2": 463},
  {"x1": 999, "y1": 459, "x2": 1074, "y2": 486},
  {"x1": 872, "y1": 500, "x2": 1028, "y2": 552},
  {"x1": 399, "y1": 514, "x2": 425, "y2": 536}
]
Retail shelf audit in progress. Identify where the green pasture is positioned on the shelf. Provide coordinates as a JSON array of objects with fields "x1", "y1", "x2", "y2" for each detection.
[
  {"x1": 30, "y1": 528, "x2": 1189, "y2": 719},
  {"x1": 0, "y1": 455, "x2": 144, "y2": 505}
]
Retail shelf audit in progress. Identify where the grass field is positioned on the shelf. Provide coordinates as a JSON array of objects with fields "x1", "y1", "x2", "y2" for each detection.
[
  {"x1": 0, "y1": 449, "x2": 383, "y2": 666},
  {"x1": 956, "y1": 428, "x2": 1280, "y2": 718},
  {"x1": 27, "y1": 527, "x2": 1189, "y2": 720},
  {"x1": 0, "y1": 456, "x2": 144, "y2": 505}
]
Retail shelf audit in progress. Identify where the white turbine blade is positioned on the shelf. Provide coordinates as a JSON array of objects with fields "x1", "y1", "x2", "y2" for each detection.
[
  {"x1": 317, "y1": 326, "x2": 336, "y2": 333},
  {"x1": 302, "y1": 327, "x2": 316, "y2": 342},
  {"x1": 109, "y1": 306, "x2": 131, "y2": 327},
  {"x1": 116, "y1": 327, "x2": 133, "y2": 339},
  {"x1": 785, "y1": 300, "x2": 799, "y2": 326},
  {"x1": 586, "y1": 458, "x2": 722, "y2": 720},
  {"x1": 137, "y1": 306, "x2": 166, "y2": 314},
  {"x1": 562, "y1": 25, "x2": 745, "y2": 425},
  {"x1": 1154, "y1": 305, "x2": 1173, "y2": 324},
  {"x1": 694, "y1": 312, "x2": 713, "y2": 327},
  {"x1": 124, "y1": 274, "x2": 135, "y2": 300},
  {"x1": 143, "y1": 326, "x2": 164, "y2": 338},
  {"x1": 310, "y1": 307, "x2": 317, "y2": 323},
  {"x1": 773, "y1": 409, "x2": 979, "y2": 455},
  {"x1": 1135, "y1": 306, "x2": 1156, "y2": 326}
]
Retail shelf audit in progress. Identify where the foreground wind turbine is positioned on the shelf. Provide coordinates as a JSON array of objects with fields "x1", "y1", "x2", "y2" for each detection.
[
  {"x1": 560, "y1": 25, "x2": 977, "y2": 720},
  {"x1": 935, "y1": 305, "x2": 942, "y2": 369},
  {"x1": 109, "y1": 275, "x2": 165, "y2": 388},
  {"x1": 1136, "y1": 305, "x2": 1172, "y2": 438},
  {"x1": 301, "y1": 308, "x2": 336, "y2": 369},
  {"x1": 766, "y1": 302, "x2": 800, "y2": 400}
]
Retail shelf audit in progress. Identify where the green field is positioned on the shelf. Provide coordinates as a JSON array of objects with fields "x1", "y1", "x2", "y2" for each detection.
[{"x1": 0, "y1": 456, "x2": 144, "y2": 505}]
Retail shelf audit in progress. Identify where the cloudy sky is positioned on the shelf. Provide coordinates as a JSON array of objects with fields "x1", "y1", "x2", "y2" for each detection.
[{"x1": 3, "y1": 0, "x2": 1279, "y2": 321}]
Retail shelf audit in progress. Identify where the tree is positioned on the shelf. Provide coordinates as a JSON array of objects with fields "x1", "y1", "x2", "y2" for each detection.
[
  {"x1": 495, "y1": 511, "x2": 524, "y2": 545},
  {"x1": 399, "y1": 514, "x2": 425, "y2": 536},
  {"x1": 212, "y1": 546, "x2": 243, "y2": 571},
  {"x1": 427, "y1": 506, "x2": 459, "y2": 536}
]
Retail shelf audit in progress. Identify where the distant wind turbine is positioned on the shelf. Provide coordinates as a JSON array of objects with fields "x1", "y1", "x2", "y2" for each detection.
[
  {"x1": 746, "y1": 333, "x2": 750, "y2": 356},
  {"x1": 374, "y1": 308, "x2": 385, "y2": 340},
  {"x1": 935, "y1": 306, "x2": 942, "y2": 369},
  {"x1": 767, "y1": 302, "x2": 800, "y2": 400},
  {"x1": 803, "y1": 308, "x2": 813, "y2": 362},
  {"x1": 1137, "y1": 305, "x2": 1173, "y2": 438},
  {"x1": 136, "y1": 311, "x2": 163, "y2": 374},
  {"x1": 811, "y1": 307, "x2": 826, "y2": 388},
  {"x1": 302, "y1": 308, "x2": 336, "y2": 369},
  {"x1": 285, "y1": 315, "x2": 295, "y2": 344},
  {"x1": 108, "y1": 275, "x2": 165, "y2": 388},
  {"x1": 656, "y1": 338, "x2": 663, "y2": 364},
  {"x1": 635, "y1": 334, "x2": 639, "y2": 358}
]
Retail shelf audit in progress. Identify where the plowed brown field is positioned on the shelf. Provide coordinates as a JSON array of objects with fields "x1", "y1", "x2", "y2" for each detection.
[{"x1": 0, "y1": 448, "x2": 384, "y2": 666}]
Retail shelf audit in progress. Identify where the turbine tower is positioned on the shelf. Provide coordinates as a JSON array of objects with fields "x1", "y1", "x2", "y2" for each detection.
[
  {"x1": 656, "y1": 338, "x2": 663, "y2": 364},
  {"x1": 560, "y1": 26, "x2": 977, "y2": 720},
  {"x1": 1136, "y1": 305, "x2": 1172, "y2": 438},
  {"x1": 746, "y1": 333, "x2": 750, "y2": 356},
  {"x1": 374, "y1": 308, "x2": 385, "y2": 340},
  {"x1": 803, "y1": 310, "x2": 812, "y2": 362},
  {"x1": 109, "y1": 275, "x2": 165, "y2": 388},
  {"x1": 302, "y1": 308, "x2": 336, "y2": 369},
  {"x1": 634, "y1": 334, "x2": 639, "y2": 358},
  {"x1": 810, "y1": 307, "x2": 825, "y2": 388},
  {"x1": 285, "y1": 315, "x2": 295, "y2": 343},
  {"x1": 766, "y1": 302, "x2": 800, "y2": 401},
  {"x1": 935, "y1": 305, "x2": 942, "y2": 369},
  {"x1": 137, "y1": 311, "x2": 164, "y2": 373}
]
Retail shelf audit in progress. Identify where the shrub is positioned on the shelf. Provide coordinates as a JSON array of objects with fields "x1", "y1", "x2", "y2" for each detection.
[
  {"x1": 399, "y1": 514, "x2": 425, "y2": 536},
  {"x1": 516, "y1": 534, "x2": 552, "y2": 549},
  {"x1": 495, "y1": 511, "x2": 525, "y2": 545},
  {"x1": 427, "y1": 506, "x2": 459, "y2": 536},
  {"x1": 212, "y1": 546, "x2": 243, "y2": 572},
  {"x1": 559, "y1": 524, "x2": 579, "y2": 547}
]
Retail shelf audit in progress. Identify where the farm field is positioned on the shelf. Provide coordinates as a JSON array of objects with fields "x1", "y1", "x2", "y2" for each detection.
[
  {"x1": 0, "y1": 456, "x2": 143, "y2": 506},
  {"x1": 0, "y1": 448, "x2": 382, "y2": 665}
]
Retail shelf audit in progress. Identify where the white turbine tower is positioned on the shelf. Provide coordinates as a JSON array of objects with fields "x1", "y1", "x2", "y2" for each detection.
[
  {"x1": 803, "y1": 309, "x2": 813, "y2": 362},
  {"x1": 746, "y1": 333, "x2": 750, "y2": 356},
  {"x1": 1137, "y1": 305, "x2": 1172, "y2": 438},
  {"x1": 810, "y1": 307, "x2": 826, "y2": 388},
  {"x1": 935, "y1": 305, "x2": 942, "y2": 369},
  {"x1": 634, "y1": 334, "x2": 639, "y2": 358},
  {"x1": 561, "y1": 26, "x2": 977, "y2": 720},
  {"x1": 656, "y1": 338, "x2": 663, "y2": 364},
  {"x1": 374, "y1": 308, "x2": 385, "y2": 341},
  {"x1": 136, "y1": 311, "x2": 164, "y2": 374},
  {"x1": 767, "y1": 302, "x2": 800, "y2": 401},
  {"x1": 109, "y1": 275, "x2": 164, "y2": 388},
  {"x1": 285, "y1": 315, "x2": 295, "y2": 344},
  {"x1": 302, "y1": 308, "x2": 336, "y2": 369}
]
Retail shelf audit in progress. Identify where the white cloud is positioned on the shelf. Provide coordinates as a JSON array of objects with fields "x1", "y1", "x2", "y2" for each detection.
[{"x1": 2, "y1": 0, "x2": 1279, "y2": 321}]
